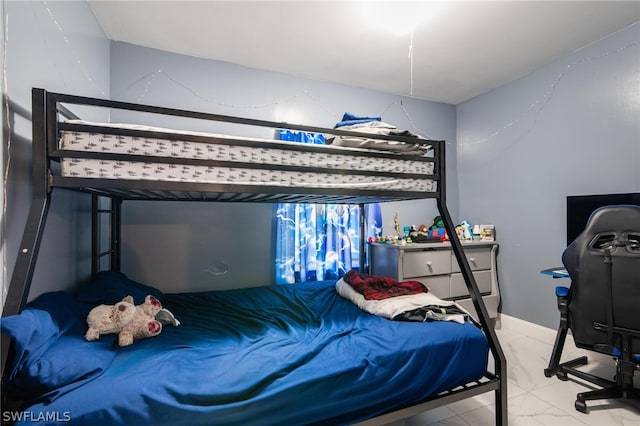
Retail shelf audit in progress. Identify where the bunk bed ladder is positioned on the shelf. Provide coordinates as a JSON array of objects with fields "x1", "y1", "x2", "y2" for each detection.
[{"x1": 91, "y1": 195, "x2": 122, "y2": 277}]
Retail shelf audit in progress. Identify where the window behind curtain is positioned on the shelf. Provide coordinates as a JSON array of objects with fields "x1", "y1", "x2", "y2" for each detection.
[{"x1": 275, "y1": 130, "x2": 381, "y2": 284}]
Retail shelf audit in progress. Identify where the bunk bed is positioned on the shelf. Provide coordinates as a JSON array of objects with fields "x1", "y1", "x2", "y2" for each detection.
[{"x1": 1, "y1": 88, "x2": 507, "y2": 425}]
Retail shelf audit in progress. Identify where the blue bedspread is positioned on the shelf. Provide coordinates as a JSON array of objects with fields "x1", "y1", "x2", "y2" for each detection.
[{"x1": 2, "y1": 273, "x2": 488, "y2": 425}]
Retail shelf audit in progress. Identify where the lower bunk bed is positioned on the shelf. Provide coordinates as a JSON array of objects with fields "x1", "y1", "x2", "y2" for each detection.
[{"x1": 2, "y1": 271, "x2": 490, "y2": 425}]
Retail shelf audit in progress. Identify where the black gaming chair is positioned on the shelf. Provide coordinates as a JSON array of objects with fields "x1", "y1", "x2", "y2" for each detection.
[{"x1": 544, "y1": 205, "x2": 640, "y2": 414}]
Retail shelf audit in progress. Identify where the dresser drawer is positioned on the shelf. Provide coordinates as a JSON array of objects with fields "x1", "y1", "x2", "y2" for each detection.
[
  {"x1": 414, "y1": 276, "x2": 450, "y2": 299},
  {"x1": 402, "y1": 250, "x2": 451, "y2": 278},
  {"x1": 450, "y1": 270, "x2": 492, "y2": 298},
  {"x1": 451, "y1": 247, "x2": 492, "y2": 272},
  {"x1": 368, "y1": 241, "x2": 499, "y2": 319}
]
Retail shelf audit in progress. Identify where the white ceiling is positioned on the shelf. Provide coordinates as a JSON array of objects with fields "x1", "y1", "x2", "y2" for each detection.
[{"x1": 88, "y1": 1, "x2": 640, "y2": 105}]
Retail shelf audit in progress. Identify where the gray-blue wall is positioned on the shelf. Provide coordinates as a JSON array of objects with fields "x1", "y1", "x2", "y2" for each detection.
[
  {"x1": 109, "y1": 42, "x2": 458, "y2": 293},
  {"x1": 2, "y1": 1, "x2": 109, "y2": 303},
  {"x1": 3, "y1": 3, "x2": 638, "y2": 330},
  {"x1": 456, "y1": 22, "x2": 640, "y2": 329}
]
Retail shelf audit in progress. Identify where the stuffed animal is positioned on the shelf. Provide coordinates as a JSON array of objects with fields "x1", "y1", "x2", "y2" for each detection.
[
  {"x1": 118, "y1": 295, "x2": 163, "y2": 347},
  {"x1": 429, "y1": 216, "x2": 445, "y2": 230},
  {"x1": 85, "y1": 296, "x2": 137, "y2": 344},
  {"x1": 85, "y1": 295, "x2": 163, "y2": 347},
  {"x1": 427, "y1": 216, "x2": 449, "y2": 241}
]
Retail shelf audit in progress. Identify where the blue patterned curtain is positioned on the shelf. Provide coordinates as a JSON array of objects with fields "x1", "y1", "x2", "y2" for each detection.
[{"x1": 275, "y1": 130, "x2": 382, "y2": 284}]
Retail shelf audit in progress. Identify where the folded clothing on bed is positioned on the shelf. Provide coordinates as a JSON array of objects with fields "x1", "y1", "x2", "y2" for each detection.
[
  {"x1": 327, "y1": 117, "x2": 431, "y2": 155},
  {"x1": 343, "y1": 269, "x2": 428, "y2": 300},
  {"x1": 333, "y1": 112, "x2": 382, "y2": 128},
  {"x1": 394, "y1": 305, "x2": 470, "y2": 323},
  {"x1": 336, "y1": 277, "x2": 469, "y2": 324}
]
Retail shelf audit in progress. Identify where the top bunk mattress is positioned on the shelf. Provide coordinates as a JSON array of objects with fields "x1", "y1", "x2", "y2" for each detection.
[
  {"x1": 2, "y1": 273, "x2": 488, "y2": 426},
  {"x1": 57, "y1": 120, "x2": 436, "y2": 195}
]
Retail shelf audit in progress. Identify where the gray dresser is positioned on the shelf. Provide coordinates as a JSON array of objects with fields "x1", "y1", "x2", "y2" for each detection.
[{"x1": 368, "y1": 241, "x2": 500, "y2": 320}]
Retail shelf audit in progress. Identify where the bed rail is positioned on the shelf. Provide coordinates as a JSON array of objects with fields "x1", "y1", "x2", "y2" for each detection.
[{"x1": 45, "y1": 90, "x2": 441, "y2": 204}]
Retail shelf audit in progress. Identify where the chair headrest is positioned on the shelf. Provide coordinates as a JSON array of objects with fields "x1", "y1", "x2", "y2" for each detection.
[
  {"x1": 582, "y1": 205, "x2": 640, "y2": 236},
  {"x1": 565, "y1": 205, "x2": 640, "y2": 258}
]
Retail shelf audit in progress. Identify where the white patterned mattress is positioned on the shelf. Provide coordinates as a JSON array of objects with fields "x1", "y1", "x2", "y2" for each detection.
[{"x1": 59, "y1": 121, "x2": 435, "y2": 192}]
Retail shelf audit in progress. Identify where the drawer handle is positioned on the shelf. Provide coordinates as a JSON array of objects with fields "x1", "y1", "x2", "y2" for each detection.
[
  {"x1": 426, "y1": 261, "x2": 433, "y2": 271},
  {"x1": 469, "y1": 257, "x2": 477, "y2": 265}
]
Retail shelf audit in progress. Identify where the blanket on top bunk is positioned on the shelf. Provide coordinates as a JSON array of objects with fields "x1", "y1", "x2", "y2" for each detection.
[{"x1": 1, "y1": 272, "x2": 488, "y2": 426}]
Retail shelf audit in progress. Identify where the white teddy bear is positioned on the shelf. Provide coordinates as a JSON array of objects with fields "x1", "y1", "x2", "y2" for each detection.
[{"x1": 85, "y1": 295, "x2": 163, "y2": 346}]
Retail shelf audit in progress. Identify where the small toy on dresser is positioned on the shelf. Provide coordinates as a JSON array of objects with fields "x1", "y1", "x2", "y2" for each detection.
[
  {"x1": 456, "y1": 220, "x2": 473, "y2": 240},
  {"x1": 427, "y1": 216, "x2": 449, "y2": 242},
  {"x1": 85, "y1": 295, "x2": 164, "y2": 346}
]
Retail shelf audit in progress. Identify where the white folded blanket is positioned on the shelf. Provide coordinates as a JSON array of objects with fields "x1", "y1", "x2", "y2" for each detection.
[{"x1": 335, "y1": 278, "x2": 469, "y2": 324}]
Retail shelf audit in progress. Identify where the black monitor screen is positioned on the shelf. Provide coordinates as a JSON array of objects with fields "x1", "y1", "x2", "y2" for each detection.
[{"x1": 566, "y1": 192, "x2": 640, "y2": 246}]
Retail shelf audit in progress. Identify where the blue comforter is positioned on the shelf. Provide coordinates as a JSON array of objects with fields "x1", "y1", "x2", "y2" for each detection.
[{"x1": 2, "y1": 273, "x2": 488, "y2": 425}]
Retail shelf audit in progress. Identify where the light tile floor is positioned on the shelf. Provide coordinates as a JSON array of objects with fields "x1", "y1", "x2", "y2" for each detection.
[{"x1": 389, "y1": 315, "x2": 640, "y2": 426}]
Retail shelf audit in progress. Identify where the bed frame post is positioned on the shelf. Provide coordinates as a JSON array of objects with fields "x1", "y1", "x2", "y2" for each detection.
[
  {"x1": 91, "y1": 195, "x2": 99, "y2": 278},
  {"x1": 113, "y1": 197, "x2": 122, "y2": 272},
  {"x1": 359, "y1": 202, "x2": 366, "y2": 273},
  {"x1": 2, "y1": 88, "x2": 51, "y2": 315},
  {"x1": 91, "y1": 195, "x2": 122, "y2": 277},
  {"x1": 1, "y1": 88, "x2": 52, "y2": 394},
  {"x1": 435, "y1": 141, "x2": 508, "y2": 426}
]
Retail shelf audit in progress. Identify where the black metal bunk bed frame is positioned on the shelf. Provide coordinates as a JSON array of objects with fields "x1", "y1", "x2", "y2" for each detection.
[{"x1": 1, "y1": 88, "x2": 508, "y2": 425}]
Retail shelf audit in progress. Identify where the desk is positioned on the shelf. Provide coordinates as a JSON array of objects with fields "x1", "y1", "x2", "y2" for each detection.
[{"x1": 541, "y1": 267, "x2": 570, "y2": 279}]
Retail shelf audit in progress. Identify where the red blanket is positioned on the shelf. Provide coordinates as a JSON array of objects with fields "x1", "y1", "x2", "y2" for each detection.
[{"x1": 343, "y1": 270, "x2": 428, "y2": 300}]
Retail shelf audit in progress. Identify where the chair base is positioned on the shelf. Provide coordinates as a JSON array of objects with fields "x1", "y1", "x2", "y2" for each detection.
[
  {"x1": 544, "y1": 355, "x2": 588, "y2": 380},
  {"x1": 549, "y1": 355, "x2": 640, "y2": 414},
  {"x1": 575, "y1": 383, "x2": 640, "y2": 414},
  {"x1": 545, "y1": 289, "x2": 640, "y2": 414}
]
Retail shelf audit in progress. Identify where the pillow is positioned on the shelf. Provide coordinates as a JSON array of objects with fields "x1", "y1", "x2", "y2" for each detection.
[
  {"x1": 9, "y1": 333, "x2": 117, "y2": 399},
  {"x1": 75, "y1": 271, "x2": 163, "y2": 305},
  {"x1": 1, "y1": 292, "x2": 117, "y2": 398}
]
